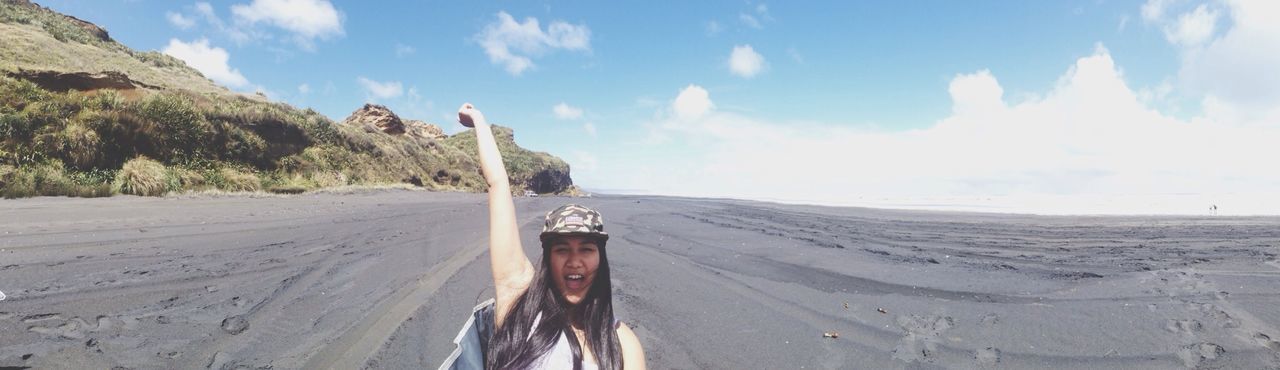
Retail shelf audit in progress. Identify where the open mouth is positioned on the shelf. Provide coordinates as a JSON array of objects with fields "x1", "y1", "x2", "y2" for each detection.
[{"x1": 564, "y1": 274, "x2": 587, "y2": 291}]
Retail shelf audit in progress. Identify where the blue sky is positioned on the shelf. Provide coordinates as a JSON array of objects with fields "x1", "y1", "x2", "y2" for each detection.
[{"x1": 34, "y1": 0, "x2": 1280, "y2": 212}]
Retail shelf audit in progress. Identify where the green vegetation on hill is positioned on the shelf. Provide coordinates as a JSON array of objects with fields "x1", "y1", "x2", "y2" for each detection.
[
  {"x1": 0, "y1": 1, "x2": 577, "y2": 198},
  {"x1": 0, "y1": 1, "x2": 230, "y2": 97},
  {"x1": 443, "y1": 125, "x2": 576, "y2": 195},
  {"x1": 0, "y1": 76, "x2": 492, "y2": 198}
]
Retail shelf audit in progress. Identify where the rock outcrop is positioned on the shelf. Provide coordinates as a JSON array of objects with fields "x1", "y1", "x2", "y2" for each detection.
[
  {"x1": 65, "y1": 14, "x2": 110, "y2": 42},
  {"x1": 6, "y1": 70, "x2": 157, "y2": 92},
  {"x1": 4, "y1": 0, "x2": 111, "y2": 42},
  {"x1": 405, "y1": 119, "x2": 446, "y2": 140},
  {"x1": 342, "y1": 104, "x2": 405, "y2": 135},
  {"x1": 527, "y1": 166, "x2": 573, "y2": 194},
  {"x1": 341, "y1": 104, "x2": 448, "y2": 139}
]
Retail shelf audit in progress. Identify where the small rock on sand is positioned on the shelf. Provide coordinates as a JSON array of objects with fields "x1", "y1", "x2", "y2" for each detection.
[{"x1": 221, "y1": 315, "x2": 249, "y2": 335}]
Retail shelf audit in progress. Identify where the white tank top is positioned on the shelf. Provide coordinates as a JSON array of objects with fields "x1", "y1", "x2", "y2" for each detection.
[{"x1": 528, "y1": 312, "x2": 599, "y2": 370}]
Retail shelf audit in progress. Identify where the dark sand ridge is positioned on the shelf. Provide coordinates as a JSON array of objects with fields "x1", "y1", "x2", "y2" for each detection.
[{"x1": 1, "y1": 191, "x2": 1279, "y2": 369}]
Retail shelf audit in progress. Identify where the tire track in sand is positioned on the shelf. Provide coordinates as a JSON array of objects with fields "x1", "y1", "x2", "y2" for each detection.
[{"x1": 303, "y1": 217, "x2": 540, "y2": 370}]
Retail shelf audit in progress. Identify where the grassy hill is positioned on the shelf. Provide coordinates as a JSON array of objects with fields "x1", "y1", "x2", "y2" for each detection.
[{"x1": 0, "y1": 0, "x2": 575, "y2": 198}]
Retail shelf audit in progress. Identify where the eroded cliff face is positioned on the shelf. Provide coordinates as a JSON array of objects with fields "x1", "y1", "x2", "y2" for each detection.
[
  {"x1": 342, "y1": 104, "x2": 406, "y2": 135},
  {"x1": 3, "y1": 70, "x2": 155, "y2": 92},
  {"x1": 527, "y1": 166, "x2": 572, "y2": 194}
]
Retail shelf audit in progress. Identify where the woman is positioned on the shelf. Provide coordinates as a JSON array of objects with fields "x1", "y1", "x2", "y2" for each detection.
[{"x1": 457, "y1": 103, "x2": 646, "y2": 370}]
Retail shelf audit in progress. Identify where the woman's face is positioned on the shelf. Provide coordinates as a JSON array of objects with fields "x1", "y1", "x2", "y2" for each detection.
[{"x1": 548, "y1": 235, "x2": 600, "y2": 305}]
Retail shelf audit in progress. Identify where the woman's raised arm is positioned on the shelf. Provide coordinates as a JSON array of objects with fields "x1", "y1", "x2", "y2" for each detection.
[{"x1": 458, "y1": 103, "x2": 534, "y2": 327}]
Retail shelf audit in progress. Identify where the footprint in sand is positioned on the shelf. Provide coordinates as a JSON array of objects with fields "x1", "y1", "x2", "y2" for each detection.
[
  {"x1": 1193, "y1": 303, "x2": 1241, "y2": 329},
  {"x1": 221, "y1": 315, "x2": 249, "y2": 335},
  {"x1": 892, "y1": 314, "x2": 954, "y2": 363},
  {"x1": 1176, "y1": 342, "x2": 1224, "y2": 368},
  {"x1": 1253, "y1": 333, "x2": 1280, "y2": 352},
  {"x1": 22, "y1": 313, "x2": 63, "y2": 323},
  {"x1": 979, "y1": 313, "x2": 999, "y2": 328},
  {"x1": 26, "y1": 315, "x2": 113, "y2": 340},
  {"x1": 974, "y1": 347, "x2": 1001, "y2": 364},
  {"x1": 1164, "y1": 319, "x2": 1202, "y2": 336}
]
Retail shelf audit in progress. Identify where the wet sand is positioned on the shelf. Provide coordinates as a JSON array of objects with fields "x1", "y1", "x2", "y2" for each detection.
[{"x1": 1, "y1": 190, "x2": 1279, "y2": 369}]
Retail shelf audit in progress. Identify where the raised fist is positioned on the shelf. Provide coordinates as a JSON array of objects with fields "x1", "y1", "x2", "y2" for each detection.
[{"x1": 458, "y1": 103, "x2": 484, "y2": 128}]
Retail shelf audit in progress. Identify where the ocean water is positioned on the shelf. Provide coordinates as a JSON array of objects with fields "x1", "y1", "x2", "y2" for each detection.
[{"x1": 596, "y1": 189, "x2": 1280, "y2": 216}]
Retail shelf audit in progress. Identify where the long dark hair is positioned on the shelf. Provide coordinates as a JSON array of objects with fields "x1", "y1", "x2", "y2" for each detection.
[{"x1": 486, "y1": 240, "x2": 622, "y2": 370}]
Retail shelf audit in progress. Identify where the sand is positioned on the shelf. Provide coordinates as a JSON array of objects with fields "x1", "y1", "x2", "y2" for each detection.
[{"x1": 1, "y1": 190, "x2": 1279, "y2": 369}]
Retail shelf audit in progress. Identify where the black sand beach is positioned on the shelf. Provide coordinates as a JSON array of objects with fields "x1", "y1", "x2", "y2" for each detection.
[{"x1": 2, "y1": 190, "x2": 1279, "y2": 369}]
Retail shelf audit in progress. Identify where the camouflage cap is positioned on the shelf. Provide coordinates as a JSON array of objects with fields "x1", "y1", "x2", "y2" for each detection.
[{"x1": 539, "y1": 204, "x2": 609, "y2": 245}]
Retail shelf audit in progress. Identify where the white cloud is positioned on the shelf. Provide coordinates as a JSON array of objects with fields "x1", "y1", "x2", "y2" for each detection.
[
  {"x1": 195, "y1": 2, "x2": 215, "y2": 19},
  {"x1": 395, "y1": 43, "x2": 415, "y2": 57},
  {"x1": 1164, "y1": 4, "x2": 1219, "y2": 47},
  {"x1": 583, "y1": 122, "x2": 597, "y2": 137},
  {"x1": 739, "y1": 3, "x2": 772, "y2": 29},
  {"x1": 179, "y1": 2, "x2": 255, "y2": 45},
  {"x1": 297, "y1": 83, "x2": 310, "y2": 94},
  {"x1": 705, "y1": 20, "x2": 723, "y2": 36},
  {"x1": 672, "y1": 84, "x2": 713, "y2": 121},
  {"x1": 948, "y1": 69, "x2": 1004, "y2": 115},
  {"x1": 1118, "y1": 14, "x2": 1130, "y2": 32},
  {"x1": 553, "y1": 102, "x2": 584, "y2": 120},
  {"x1": 398, "y1": 86, "x2": 435, "y2": 120},
  {"x1": 231, "y1": 0, "x2": 344, "y2": 47},
  {"x1": 615, "y1": 47, "x2": 1280, "y2": 214},
  {"x1": 1155, "y1": 0, "x2": 1280, "y2": 124},
  {"x1": 162, "y1": 38, "x2": 250, "y2": 88},
  {"x1": 167, "y1": 12, "x2": 195, "y2": 29},
  {"x1": 474, "y1": 11, "x2": 591, "y2": 76},
  {"x1": 356, "y1": 77, "x2": 403, "y2": 100},
  {"x1": 739, "y1": 13, "x2": 762, "y2": 29},
  {"x1": 729, "y1": 45, "x2": 765, "y2": 78},
  {"x1": 1142, "y1": 0, "x2": 1176, "y2": 22}
]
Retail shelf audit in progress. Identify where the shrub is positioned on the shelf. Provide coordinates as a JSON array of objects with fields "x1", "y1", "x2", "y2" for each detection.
[
  {"x1": 130, "y1": 50, "x2": 188, "y2": 69},
  {"x1": 140, "y1": 93, "x2": 211, "y2": 161},
  {"x1": 55, "y1": 120, "x2": 102, "y2": 169},
  {"x1": 1, "y1": 165, "x2": 36, "y2": 198},
  {"x1": 114, "y1": 156, "x2": 168, "y2": 196},
  {"x1": 170, "y1": 167, "x2": 205, "y2": 189},
  {"x1": 220, "y1": 124, "x2": 267, "y2": 164},
  {"x1": 0, "y1": 160, "x2": 109, "y2": 198},
  {"x1": 65, "y1": 168, "x2": 114, "y2": 197},
  {"x1": 83, "y1": 90, "x2": 123, "y2": 111},
  {"x1": 0, "y1": 77, "x2": 49, "y2": 110},
  {"x1": 218, "y1": 168, "x2": 260, "y2": 192}
]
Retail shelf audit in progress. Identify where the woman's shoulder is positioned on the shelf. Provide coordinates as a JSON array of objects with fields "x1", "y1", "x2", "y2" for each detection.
[
  {"x1": 614, "y1": 321, "x2": 639, "y2": 344},
  {"x1": 614, "y1": 321, "x2": 647, "y2": 369}
]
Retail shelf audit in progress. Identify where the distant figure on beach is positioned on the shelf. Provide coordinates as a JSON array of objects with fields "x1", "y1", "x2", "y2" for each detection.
[
  {"x1": 458, "y1": 103, "x2": 646, "y2": 370},
  {"x1": 1210, "y1": 204, "x2": 1218, "y2": 216}
]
